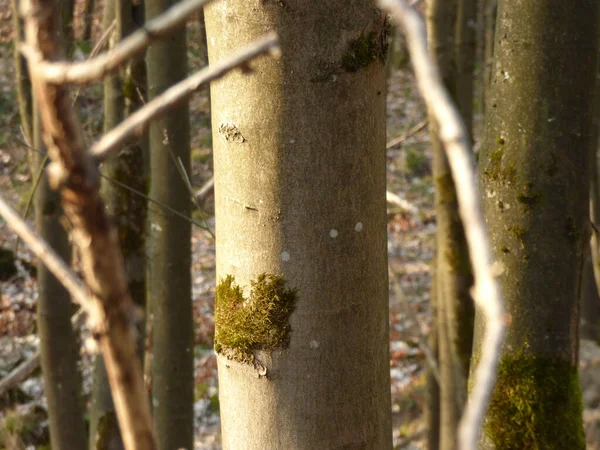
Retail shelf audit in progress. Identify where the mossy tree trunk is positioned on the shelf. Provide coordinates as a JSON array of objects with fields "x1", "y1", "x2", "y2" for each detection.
[
  {"x1": 145, "y1": 0, "x2": 193, "y2": 446},
  {"x1": 204, "y1": 2, "x2": 392, "y2": 448},
  {"x1": 88, "y1": 0, "x2": 148, "y2": 448},
  {"x1": 427, "y1": 0, "x2": 475, "y2": 448},
  {"x1": 474, "y1": 1, "x2": 599, "y2": 448},
  {"x1": 33, "y1": 98, "x2": 87, "y2": 450}
]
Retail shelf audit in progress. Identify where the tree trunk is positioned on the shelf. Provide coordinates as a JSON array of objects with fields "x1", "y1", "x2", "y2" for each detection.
[
  {"x1": 145, "y1": 0, "x2": 193, "y2": 446},
  {"x1": 11, "y1": 0, "x2": 32, "y2": 147},
  {"x1": 204, "y1": 2, "x2": 392, "y2": 448},
  {"x1": 426, "y1": 267, "x2": 441, "y2": 450},
  {"x1": 455, "y1": 0, "x2": 477, "y2": 139},
  {"x1": 482, "y1": 0, "x2": 496, "y2": 113},
  {"x1": 83, "y1": 0, "x2": 96, "y2": 43},
  {"x1": 474, "y1": 1, "x2": 599, "y2": 448},
  {"x1": 33, "y1": 101, "x2": 87, "y2": 450},
  {"x1": 89, "y1": 0, "x2": 148, "y2": 448},
  {"x1": 581, "y1": 255, "x2": 600, "y2": 342},
  {"x1": 427, "y1": 0, "x2": 474, "y2": 448}
]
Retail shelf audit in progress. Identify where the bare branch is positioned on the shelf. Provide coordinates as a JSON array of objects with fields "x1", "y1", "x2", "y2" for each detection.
[
  {"x1": 0, "y1": 195, "x2": 93, "y2": 314},
  {"x1": 22, "y1": 0, "x2": 155, "y2": 447},
  {"x1": 386, "y1": 119, "x2": 428, "y2": 149},
  {"x1": 0, "y1": 310, "x2": 87, "y2": 397},
  {"x1": 22, "y1": 0, "x2": 213, "y2": 85},
  {"x1": 91, "y1": 32, "x2": 279, "y2": 162},
  {"x1": 377, "y1": 1, "x2": 506, "y2": 449}
]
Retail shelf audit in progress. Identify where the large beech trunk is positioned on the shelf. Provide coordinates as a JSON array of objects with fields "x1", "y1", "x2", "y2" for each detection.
[{"x1": 205, "y1": 2, "x2": 393, "y2": 448}]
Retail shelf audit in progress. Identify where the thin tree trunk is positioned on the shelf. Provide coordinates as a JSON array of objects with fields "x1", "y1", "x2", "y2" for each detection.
[
  {"x1": 145, "y1": 0, "x2": 193, "y2": 446},
  {"x1": 581, "y1": 255, "x2": 600, "y2": 342},
  {"x1": 205, "y1": 3, "x2": 392, "y2": 448},
  {"x1": 33, "y1": 101, "x2": 87, "y2": 450},
  {"x1": 89, "y1": 0, "x2": 148, "y2": 447},
  {"x1": 455, "y1": 0, "x2": 477, "y2": 138},
  {"x1": 474, "y1": 1, "x2": 599, "y2": 448},
  {"x1": 83, "y1": 0, "x2": 97, "y2": 43},
  {"x1": 11, "y1": 0, "x2": 32, "y2": 147},
  {"x1": 426, "y1": 267, "x2": 441, "y2": 450},
  {"x1": 482, "y1": 0, "x2": 496, "y2": 113},
  {"x1": 427, "y1": 0, "x2": 474, "y2": 448}
]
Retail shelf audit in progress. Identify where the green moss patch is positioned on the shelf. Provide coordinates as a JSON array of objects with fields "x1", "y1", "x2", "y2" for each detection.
[
  {"x1": 485, "y1": 355, "x2": 584, "y2": 449},
  {"x1": 214, "y1": 273, "x2": 297, "y2": 363}
]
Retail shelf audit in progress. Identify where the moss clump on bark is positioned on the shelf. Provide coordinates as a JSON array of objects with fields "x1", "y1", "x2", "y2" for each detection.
[
  {"x1": 214, "y1": 273, "x2": 297, "y2": 363},
  {"x1": 342, "y1": 32, "x2": 380, "y2": 72},
  {"x1": 485, "y1": 354, "x2": 584, "y2": 449},
  {"x1": 506, "y1": 225, "x2": 528, "y2": 249}
]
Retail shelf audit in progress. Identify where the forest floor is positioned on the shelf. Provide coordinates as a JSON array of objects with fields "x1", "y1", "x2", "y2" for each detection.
[{"x1": 2, "y1": 4, "x2": 600, "y2": 450}]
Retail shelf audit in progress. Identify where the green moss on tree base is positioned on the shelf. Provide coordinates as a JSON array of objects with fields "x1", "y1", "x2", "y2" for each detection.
[
  {"x1": 485, "y1": 354, "x2": 584, "y2": 450},
  {"x1": 214, "y1": 273, "x2": 297, "y2": 363}
]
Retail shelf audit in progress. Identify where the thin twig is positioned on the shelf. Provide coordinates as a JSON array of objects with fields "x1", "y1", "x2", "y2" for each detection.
[
  {"x1": 12, "y1": 138, "x2": 211, "y2": 232},
  {"x1": 21, "y1": 0, "x2": 214, "y2": 85},
  {"x1": 72, "y1": 19, "x2": 117, "y2": 105},
  {"x1": 386, "y1": 119, "x2": 428, "y2": 149},
  {"x1": 0, "y1": 309, "x2": 87, "y2": 397},
  {"x1": 0, "y1": 196, "x2": 93, "y2": 315},
  {"x1": 91, "y1": 32, "x2": 280, "y2": 162},
  {"x1": 377, "y1": 1, "x2": 505, "y2": 449}
]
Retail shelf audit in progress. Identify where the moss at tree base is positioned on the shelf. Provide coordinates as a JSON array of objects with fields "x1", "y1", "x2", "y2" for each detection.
[
  {"x1": 214, "y1": 273, "x2": 297, "y2": 364},
  {"x1": 484, "y1": 354, "x2": 584, "y2": 449}
]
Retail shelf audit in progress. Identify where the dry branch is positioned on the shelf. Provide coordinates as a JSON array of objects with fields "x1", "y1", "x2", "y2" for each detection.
[
  {"x1": 21, "y1": 0, "x2": 213, "y2": 85},
  {"x1": 91, "y1": 32, "x2": 279, "y2": 162},
  {"x1": 21, "y1": 0, "x2": 155, "y2": 448},
  {"x1": 377, "y1": 1, "x2": 505, "y2": 449},
  {"x1": 0, "y1": 196, "x2": 93, "y2": 314}
]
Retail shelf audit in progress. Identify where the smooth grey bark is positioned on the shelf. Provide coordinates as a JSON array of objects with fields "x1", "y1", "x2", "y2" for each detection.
[
  {"x1": 205, "y1": 2, "x2": 392, "y2": 448},
  {"x1": 89, "y1": 0, "x2": 148, "y2": 448},
  {"x1": 33, "y1": 102, "x2": 87, "y2": 450},
  {"x1": 474, "y1": 1, "x2": 599, "y2": 448},
  {"x1": 145, "y1": 0, "x2": 193, "y2": 447}
]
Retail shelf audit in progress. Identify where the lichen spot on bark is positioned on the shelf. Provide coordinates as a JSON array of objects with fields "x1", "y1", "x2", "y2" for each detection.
[
  {"x1": 214, "y1": 273, "x2": 297, "y2": 364},
  {"x1": 484, "y1": 352, "x2": 584, "y2": 450},
  {"x1": 218, "y1": 123, "x2": 246, "y2": 143}
]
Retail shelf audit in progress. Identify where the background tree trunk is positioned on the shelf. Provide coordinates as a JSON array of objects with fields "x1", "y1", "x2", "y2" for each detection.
[
  {"x1": 427, "y1": 0, "x2": 474, "y2": 448},
  {"x1": 426, "y1": 267, "x2": 441, "y2": 450},
  {"x1": 204, "y1": 2, "x2": 392, "y2": 448},
  {"x1": 455, "y1": 0, "x2": 477, "y2": 139},
  {"x1": 145, "y1": 0, "x2": 193, "y2": 446},
  {"x1": 11, "y1": 0, "x2": 32, "y2": 147},
  {"x1": 482, "y1": 0, "x2": 496, "y2": 113},
  {"x1": 89, "y1": 0, "x2": 148, "y2": 447},
  {"x1": 474, "y1": 1, "x2": 599, "y2": 448},
  {"x1": 33, "y1": 100, "x2": 87, "y2": 450}
]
